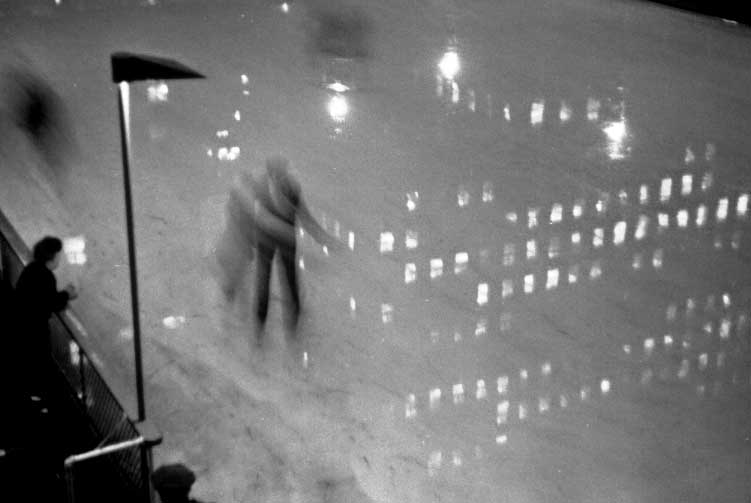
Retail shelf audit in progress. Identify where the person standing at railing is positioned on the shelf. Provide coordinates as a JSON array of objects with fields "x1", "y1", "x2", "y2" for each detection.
[
  {"x1": 11, "y1": 236, "x2": 77, "y2": 403},
  {"x1": 152, "y1": 463, "x2": 214, "y2": 503}
]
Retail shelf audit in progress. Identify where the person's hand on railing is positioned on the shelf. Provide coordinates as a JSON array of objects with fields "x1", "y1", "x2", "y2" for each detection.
[{"x1": 64, "y1": 283, "x2": 78, "y2": 300}]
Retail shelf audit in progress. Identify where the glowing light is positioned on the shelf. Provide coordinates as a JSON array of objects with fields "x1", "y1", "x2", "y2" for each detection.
[
  {"x1": 696, "y1": 205, "x2": 707, "y2": 227},
  {"x1": 603, "y1": 119, "x2": 629, "y2": 160},
  {"x1": 685, "y1": 146, "x2": 695, "y2": 163},
  {"x1": 528, "y1": 208, "x2": 539, "y2": 228},
  {"x1": 216, "y1": 130, "x2": 229, "y2": 138},
  {"x1": 568, "y1": 264, "x2": 579, "y2": 284},
  {"x1": 326, "y1": 81, "x2": 350, "y2": 93},
  {"x1": 632, "y1": 253, "x2": 643, "y2": 270},
  {"x1": 573, "y1": 200, "x2": 584, "y2": 218},
  {"x1": 698, "y1": 353, "x2": 708, "y2": 370},
  {"x1": 496, "y1": 434, "x2": 508, "y2": 445},
  {"x1": 162, "y1": 315, "x2": 186, "y2": 329},
  {"x1": 457, "y1": 186, "x2": 470, "y2": 207},
  {"x1": 405, "y1": 394, "x2": 416, "y2": 419},
  {"x1": 720, "y1": 318, "x2": 731, "y2": 339},
  {"x1": 241, "y1": 74, "x2": 249, "y2": 85},
  {"x1": 69, "y1": 341, "x2": 80, "y2": 366},
  {"x1": 475, "y1": 319, "x2": 487, "y2": 337},
  {"x1": 559, "y1": 101, "x2": 572, "y2": 122},
  {"x1": 526, "y1": 239, "x2": 537, "y2": 259},
  {"x1": 504, "y1": 104, "x2": 511, "y2": 122},
  {"x1": 503, "y1": 244, "x2": 515, "y2": 266},
  {"x1": 429, "y1": 388, "x2": 442, "y2": 409},
  {"x1": 234, "y1": 110, "x2": 241, "y2": 121},
  {"x1": 506, "y1": 212, "x2": 518, "y2": 224},
  {"x1": 406, "y1": 191, "x2": 419, "y2": 211},
  {"x1": 593, "y1": 228, "x2": 604, "y2": 248},
  {"x1": 502, "y1": 279, "x2": 514, "y2": 299},
  {"x1": 716, "y1": 197, "x2": 729, "y2": 222},
  {"x1": 63, "y1": 236, "x2": 87, "y2": 265},
  {"x1": 477, "y1": 283, "x2": 489, "y2": 306},
  {"x1": 405, "y1": 263, "x2": 416, "y2": 284},
  {"x1": 497, "y1": 376, "x2": 509, "y2": 394},
  {"x1": 546, "y1": 268, "x2": 559, "y2": 290},
  {"x1": 455, "y1": 252, "x2": 469, "y2": 274},
  {"x1": 600, "y1": 379, "x2": 611, "y2": 395},
  {"x1": 438, "y1": 50, "x2": 460, "y2": 80},
  {"x1": 452, "y1": 383, "x2": 465, "y2": 404},
  {"x1": 327, "y1": 94, "x2": 349, "y2": 122},
  {"x1": 677, "y1": 209, "x2": 689, "y2": 227},
  {"x1": 482, "y1": 181, "x2": 494, "y2": 202},
  {"x1": 571, "y1": 232, "x2": 582, "y2": 250},
  {"x1": 548, "y1": 237, "x2": 560, "y2": 258},
  {"x1": 660, "y1": 178, "x2": 672, "y2": 202},
  {"x1": 664, "y1": 334, "x2": 673, "y2": 346},
  {"x1": 701, "y1": 172, "x2": 713, "y2": 191},
  {"x1": 681, "y1": 174, "x2": 693, "y2": 196},
  {"x1": 639, "y1": 184, "x2": 649, "y2": 204},
  {"x1": 531, "y1": 100, "x2": 544, "y2": 126},
  {"x1": 451, "y1": 82, "x2": 460, "y2": 103},
  {"x1": 497, "y1": 400, "x2": 509, "y2": 424},
  {"x1": 579, "y1": 386, "x2": 591, "y2": 401},
  {"x1": 518, "y1": 403, "x2": 528, "y2": 420},
  {"x1": 589, "y1": 261, "x2": 602, "y2": 280},
  {"x1": 147, "y1": 82, "x2": 169, "y2": 103},
  {"x1": 613, "y1": 221, "x2": 627, "y2": 245},
  {"x1": 539, "y1": 397, "x2": 550, "y2": 413},
  {"x1": 524, "y1": 274, "x2": 535, "y2": 294},
  {"x1": 381, "y1": 304, "x2": 393, "y2": 324},
  {"x1": 379, "y1": 232, "x2": 394, "y2": 254},
  {"x1": 467, "y1": 89, "x2": 476, "y2": 112},
  {"x1": 652, "y1": 249, "x2": 663, "y2": 269},
  {"x1": 658, "y1": 213, "x2": 669, "y2": 230},
  {"x1": 587, "y1": 97, "x2": 600, "y2": 121},
  {"x1": 737, "y1": 194, "x2": 749, "y2": 217},
  {"x1": 430, "y1": 258, "x2": 443, "y2": 279},
  {"x1": 348, "y1": 232, "x2": 355, "y2": 250},
  {"x1": 405, "y1": 230, "x2": 418, "y2": 249},
  {"x1": 635, "y1": 215, "x2": 648, "y2": 240},
  {"x1": 550, "y1": 203, "x2": 563, "y2": 223}
]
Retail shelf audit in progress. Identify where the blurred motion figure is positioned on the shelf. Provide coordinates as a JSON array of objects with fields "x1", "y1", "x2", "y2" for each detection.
[{"x1": 216, "y1": 156, "x2": 342, "y2": 335}]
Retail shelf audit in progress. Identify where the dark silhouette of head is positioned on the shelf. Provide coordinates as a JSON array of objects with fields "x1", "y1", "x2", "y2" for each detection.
[
  {"x1": 32, "y1": 236, "x2": 62, "y2": 264},
  {"x1": 151, "y1": 463, "x2": 196, "y2": 503}
]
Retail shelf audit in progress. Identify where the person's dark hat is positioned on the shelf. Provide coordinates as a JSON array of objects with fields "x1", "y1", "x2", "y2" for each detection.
[{"x1": 151, "y1": 463, "x2": 196, "y2": 491}]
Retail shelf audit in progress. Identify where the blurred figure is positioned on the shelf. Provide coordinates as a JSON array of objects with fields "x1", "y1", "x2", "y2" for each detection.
[
  {"x1": 1, "y1": 62, "x2": 77, "y2": 186},
  {"x1": 216, "y1": 156, "x2": 342, "y2": 336},
  {"x1": 152, "y1": 463, "x2": 213, "y2": 503},
  {"x1": 11, "y1": 236, "x2": 78, "y2": 402}
]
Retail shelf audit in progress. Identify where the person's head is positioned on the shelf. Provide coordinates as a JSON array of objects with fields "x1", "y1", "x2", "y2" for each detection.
[
  {"x1": 266, "y1": 155, "x2": 300, "y2": 209},
  {"x1": 32, "y1": 236, "x2": 63, "y2": 270},
  {"x1": 151, "y1": 463, "x2": 196, "y2": 503}
]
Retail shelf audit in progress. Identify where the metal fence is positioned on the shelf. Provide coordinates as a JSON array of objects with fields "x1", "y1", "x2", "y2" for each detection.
[{"x1": 0, "y1": 208, "x2": 159, "y2": 503}]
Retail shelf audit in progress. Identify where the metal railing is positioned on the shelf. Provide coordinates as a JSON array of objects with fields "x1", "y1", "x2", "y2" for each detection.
[{"x1": 0, "y1": 207, "x2": 160, "y2": 502}]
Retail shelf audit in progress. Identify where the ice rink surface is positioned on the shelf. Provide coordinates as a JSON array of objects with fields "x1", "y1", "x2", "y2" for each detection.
[{"x1": 1, "y1": 0, "x2": 751, "y2": 501}]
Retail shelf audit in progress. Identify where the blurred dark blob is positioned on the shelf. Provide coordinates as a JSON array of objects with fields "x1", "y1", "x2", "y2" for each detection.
[
  {"x1": 2, "y1": 64, "x2": 77, "y2": 185},
  {"x1": 310, "y1": 6, "x2": 372, "y2": 60}
]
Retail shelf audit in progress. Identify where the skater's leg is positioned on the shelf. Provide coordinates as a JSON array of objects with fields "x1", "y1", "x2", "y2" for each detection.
[
  {"x1": 255, "y1": 242, "x2": 274, "y2": 324},
  {"x1": 279, "y1": 244, "x2": 300, "y2": 324}
]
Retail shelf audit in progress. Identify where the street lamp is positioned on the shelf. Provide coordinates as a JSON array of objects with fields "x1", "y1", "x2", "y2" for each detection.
[{"x1": 110, "y1": 52, "x2": 204, "y2": 422}]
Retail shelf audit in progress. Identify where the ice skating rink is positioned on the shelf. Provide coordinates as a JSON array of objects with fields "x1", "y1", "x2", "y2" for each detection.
[{"x1": 1, "y1": 0, "x2": 750, "y2": 501}]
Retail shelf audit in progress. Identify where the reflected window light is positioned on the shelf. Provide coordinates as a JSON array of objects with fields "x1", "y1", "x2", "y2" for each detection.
[
  {"x1": 546, "y1": 268, "x2": 559, "y2": 290},
  {"x1": 429, "y1": 388, "x2": 442, "y2": 410},
  {"x1": 326, "y1": 81, "x2": 350, "y2": 93},
  {"x1": 147, "y1": 81, "x2": 169, "y2": 103},
  {"x1": 593, "y1": 228, "x2": 604, "y2": 248},
  {"x1": 162, "y1": 315, "x2": 186, "y2": 329},
  {"x1": 589, "y1": 261, "x2": 602, "y2": 280},
  {"x1": 639, "y1": 184, "x2": 649, "y2": 205},
  {"x1": 438, "y1": 50, "x2": 460, "y2": 80},
  {"x1": 731, "y1": 231, "x2": 741, "y2": 250},
  {"x1": 348, "y1": 231, "x2": 355, "y2": 250},
  {"x1": 299, "y1": 257, "x2": 305, "y2": 270},
  {"x1": 539, "y1": 396, "x2": 550, "y2": 413},
  {"x1": 528, "y1": 208, "x2": 539, "y2": 228},
  {"x1": 207, "y1": 148, "x2": 213, "y2": 157},
  {"x1": 69, "y1": 341, "x2": 81, "y2": 367},
  {"x1": 518, "y1": 402, "x2": 528, "y2": 420},
  {"x1": 587, "y1": 97, "x2": 600, "y2": 121},
  {"x1": 696, "y1": 205, "x2": 707, "y2": 227},
  {"x1": 714, "y1": 235, "x2": 723, "y2": 249},
  {"x1": 452, "y1": 383, "x2": 464, "y2": 404},
  {"x1": 243, "y1": 89, "x2": 250, "y2": 96},
  {"x1": 500, "y1": 312, "x2": 512, "y2": 331},
  {"x1": 476, "y1": 379, "x2": 487, "y2": 399},
  {"x1": 452, "y1": 451, "x2": 463, "y2": 467},
  {"x1": 686, "y1": 297, "x2": 696, "y2": 316},
  {"x1": 497, "y1": 376, "x2": 509, "y2": 394},
  {"x1": 327, "y1": 94, "x2": 349, "y2": 122},
  {"x1": 63, "y1": 236, "x2": 87, "y2": 265},
  {"x1": 503, "y1": 244, "x2": 515, "y2": 266},
  {"x1": 477, "y1": 283, "x2": 489, "y2": 306},
  {"x1": 652, "y1": 249, "x2": 663, "y2": 269},
  {"x1": 603, "y1": 119, "x2": 629, "y2": 160},
  {"x1": 520, "y1": 368, "x2": 529, "y2": 381},
  {"x1": 716, "y1": 197, "x2": 729, "y2": 222},
  {"x1": 349, "y1": 296, "x2": 356, "y2": 314},
  {"x1": 506, "y1": 211, "x2": 518, "y2": 224},
  {"x1": 706, "y1": 294, "x2": 716, "y2": 310},
  {"x1": 660, "y1": 178, "x2": 672, "y2": 203},
  {"x1": 568, "y1": 264, "x2": 579, "y2": 284},
  {"x1": 548, "y1": 237, "x2": 560, "y2": 259},
  {"x1": 430, "y1": 329, "x2": 439, "y2": 343},
  {"x1": 430, "y1": 258, "x2": 443, "y2": 279},
  {"x1": 722, "y1": 292, "x2": 731, "y2": 308},
  {"x1": 664, "y1": 334, "x2": 674, "y2": 346},
  {"x1": 455, "y1": 252, "x2": 469, "y2": 274},
  {"x1": 436, "y1": 74, "x2": 443, "y2": 97},
  {"x1": 216, "y1": 130, "x2": 229, "y2": 138},
  {"x1": 705, "y1": 142, "x2": 716, "y2": 161},
  {"x1": 379, "y1": 232, "x2": 394, "y2": 254},
  {"x1": 241, "y1": 74, "x2": 249, "y2": 85},
  {"x1": 541, "y1": 361, "x2": 552, "y2": 376},
  {"x1": 658, "y1": 213, "x2": 669, "y2": 231},
  {"x1": 579, "y1": 385, "x2": 591, "y2": 401},
  {"x1": 502, "y1": 279, "x2": 514, "y2": 299},
  {"x1": 475, "y1": 319, "x2": 487, "y2": 337},
  {"x1": 496, "y1": 434, "x2": 508, "y2": 445},
  {"x1": 482, "y1": 181, "x2": 494, "y2": 202},
  {"x1": 468, "y1": 89, "x2": 476, "y2": 112},
  {"x1": 560, "y1": 395, "x2": 569, "y2": 408},
  {"x1": 524, "y1": 274, "x2": 535, "y2": 293},
  {"x1": 234, "y1": 110, "x2": 241, "y2": 121},
  {"x1": 405, "y1": 394, "x2": 417, "y2": 419},
  {"x1": 698, "y1": 353, "x2": 708, "y2": 370},
  {"x1": 497, "y1": 400, "x2": 509, "y2": 424},
  {"x1": 736, "y1": 194, "x2": 749, "y2": 217},
  {"x1": 685, "y1": 146, "x2": 695, "y2": 164},
  {"x1": 613, "y1": 221, "x2": 627, "y2": 246},
  {"x1": 677, "y1": 209, "x2": 688, "y2": 228},
  {"x1": 457, "y1": 186, "x2": 470, "y2": 207},
  {"x1": 504, "y1": 104, "x2": 511, "y2": 122},
  {"x1": 681, "y1": 174, "x2": 693, "y2": 196},
  {"x1": 678, "y1": 359, "x2": 690, "y2": 379},
  {"x1": 405, "y1": 263, "x2": 416, "y2": 284},
  {"x1": 717, "y1": 352, "x2": 726, "y2": 368},
  {"x1": 526, "y1": 239, "x2": 537, "y2": 259},
  {"x1": 560, "y1": 101, "x2": 572, "y2": 123},
  {"x1": 550, "y1": 203, "x2": 563, "y2": 223},
  {"x1": 531, "y1": 100, "x2": 545, "y2": 126},
  {"x1": 701, "y1": 172, "x2": 713, "y2": 191},
  {"x1": 406, "y1": 191, "x2": 419, "y2": 211},
  {"x1": 451, "y1": 81, "x2": 460, "y2": 103},
  {"x1": 405, "y1": 230, "x2": 418, "y2": 249},
  {"x1": 720, "y1": 318, "x2": 731, "y2": 339},
  {"x1": 381, "y1": 304, "x2": 393, "y2": 324},
  {"x1": 666, "y1": 303, "x2": 677, "y2": 321},
  {"x1": 573, "y1": 200, "x2": 584, "y2": 218},
  {"x1": 571, "y1": 231, "x2": 582, "y2": 251},
  {"x1": 635, "y1": 215, "x2": 648, "y2": 240},
  {"x1": 618, "y1": 189, "x2": 628, "y2": 205},
  {"x1": 596, "y1": 197, "x2": 608, "y2": 214},
  {"x1": 600, "y1": 379, "x2": 611, "y2": 395},
  {"x1": 632, "y1": 253, "x2": 643, "y2": 270}
]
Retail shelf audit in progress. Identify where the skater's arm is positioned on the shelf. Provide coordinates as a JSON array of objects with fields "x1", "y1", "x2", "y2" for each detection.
[
  {"x1": 296, "y1": 200, "x2": 344, "y2": 252},
  {"x1": 253, "y1": 200, "x2": 297, "y2": 247}
]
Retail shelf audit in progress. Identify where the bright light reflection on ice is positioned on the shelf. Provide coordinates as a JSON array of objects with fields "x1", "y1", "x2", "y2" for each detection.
[
  {"x1": 681, "y1": 174, "x2": 693, "y2": 195},
  {"x1": 452, "y1": 383, "x2": 464, "y2": 404},
  {"x1": 380, "y1": 232, "x2": 394, "y2": 253},
  {"x1": 327, "y1": 94, "x2": 349, "y2": 122},
  {"x1": 737, "y1": 194, "x2": 749, "y2": 217},
  {"x1": 429, "y1": 388, "x2": 441, "y2": 410},
  {"x1": 613, "y1": 221, "x2": 626, "y2": 245},
  {"x1": 531, "y1": 100, "x2": 544, "y2": 126},
  {"x1": 430, "y1": 258, "x2": 443, "y2": 279},
  {"x1": 457, "y1": 186, "x2": 470, "y2": 207},
  {"x1": 381, "y1": 304, "x2": 393, "y2": 324},
  {"x1": 477, "y1": 283, "x2": 489, "y2": 305},
  {"x1": 405, "y1": 263, "x2": 416, "y2": 284},
  {"x1": 502, "y1": 279, "x2": 513, "y2": 299},
  {"x1": 503, "y1": 244, "x2": 515, "y2": 266},
  {"x1": 405, "y1": 230, "x2": 418, "y2": 249},
  {"x1": 660, "y1": 178, "x2": 672, "y2": 202},
  {"x1": 438, "y1": 50, "x2": 460, "y2": 80},
  {"x1": 560, "y1": 101, "x2": 572, "y2": 122},
  {"x1": 677, "y1": 209, "x2": 688, "y2": 227},
  {"x1": 639, "y1": 184, "x2": 649, "y2": 204},
  {"x1": 476, "y1": 380, "x2": 487, "y2": 400},
  {"x1": 524, "y1": 274, "x2": 535, "y2": 294},
  {"x1": 546, "y1": 268, "x2": 559, "y2": 290},
  {"x1": 455, "y1": 252, "x2": 468, "y2": 274},
  {"x1": 63, "y1": 236, "x2": 87, "y2": 265},
  {"x1": 528, "y1": 208, "x2": 539, "y2": 228},
  {"x1": 716, "y1": 198, "x2": 729, "y2": 222},
  {"x1": 497, "y1": 376, "x2": 509, "y2": 394},
  {"x1": 550, "y1": 203, "x2": 563, "y2": 223},
  {"x1": 635, "y1": 216, "x2": 648, "y2": 240}
]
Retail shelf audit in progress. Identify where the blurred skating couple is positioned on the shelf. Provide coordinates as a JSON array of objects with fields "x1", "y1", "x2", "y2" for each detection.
[{"x1": 216, "y1": 156, "x2": 342, "y2": 339}]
